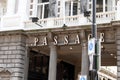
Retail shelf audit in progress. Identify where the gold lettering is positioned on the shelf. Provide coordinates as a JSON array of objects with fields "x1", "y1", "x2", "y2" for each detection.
[
  {"x1": 64, "y1": 35, "x2": 69, "y2": 45},
  {"x1": 100, "y1": 33, "x2": 104, "y2": 42},
  {"x1": 75, "y1": 35, "x2": 80, "y2": 44},
  {"x1": 88, "y1": 34, "x2": 92, "y2": 40},
  {"x1": 34, "y1": 37, "x2": 39, "y2": 46},
  {"x1": 42, "y1": 37, "x2": 47, "y2": 45},
  {"x1": 54, "y1": 36, "x2": 58, "y2": 45}
]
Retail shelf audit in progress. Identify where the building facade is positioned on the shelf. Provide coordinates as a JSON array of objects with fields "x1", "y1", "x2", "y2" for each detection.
[{"x1": 0, "y1": 0, "x2": 119, "y2": 80}]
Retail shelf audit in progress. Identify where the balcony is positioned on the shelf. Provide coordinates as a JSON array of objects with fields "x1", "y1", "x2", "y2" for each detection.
[
  {"x1": 0, "y1": 0, "x2": 119, "y2": 31},
  {"x1": 24, "y1": 11, "x2": 116, "y2": 30}
]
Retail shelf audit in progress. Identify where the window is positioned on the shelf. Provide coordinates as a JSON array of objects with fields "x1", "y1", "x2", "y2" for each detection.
[
  {"x1": 97, "y1": 0, "x2": 103, "y2": 12},
  {"x1": 29, "y1": 0, "x2": 49, "y2": 19},
  {"x1": 0, "y1": 0, "x2": 7, "y2": 16},
  {"x1": 65, "y1": 1, "x2": 78, "y2": 16}
]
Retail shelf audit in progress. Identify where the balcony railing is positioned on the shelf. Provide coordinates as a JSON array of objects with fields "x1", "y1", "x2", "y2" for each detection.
[{"x1": 24, "y1": 11, "x2": 116, "y2": 30}]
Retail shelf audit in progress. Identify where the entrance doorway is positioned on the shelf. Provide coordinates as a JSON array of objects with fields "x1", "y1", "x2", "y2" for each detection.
[
  {"x1": 28, "y1": 50, "x2": 75, "y2": 80},
  {"x1": 28, "y1": 50, "x2": 49, "y2": 80},
  {"x1": 57, "y1": 61, "x2": 75, "y2": 80}
]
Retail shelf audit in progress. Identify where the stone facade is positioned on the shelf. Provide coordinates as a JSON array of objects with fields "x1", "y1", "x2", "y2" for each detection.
[
  {"x1": 0, "y1": 31, "x2": 27, "y2": 80},
  {"x1": 0, "y1": 26, "x2": 117, "y2": 80},
  {"x1": 116, "y1": 27, "x2": 120, "y2": 80}
]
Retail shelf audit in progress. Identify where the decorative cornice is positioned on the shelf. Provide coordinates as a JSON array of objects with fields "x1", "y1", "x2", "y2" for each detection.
[{"x1": 0, "y1": 30, "x2": 26, "y2": 36}]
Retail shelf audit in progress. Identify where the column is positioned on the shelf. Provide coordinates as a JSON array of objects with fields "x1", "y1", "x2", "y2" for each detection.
[
  {"x1": 103, "y1": 0, "x2": 106, "y2": 12},
  {"x1": 6, "y1": 0, "x2": 16, "y2": 15},
  {"x1": 48, "y1": 43, "x2": 57, "y2": 80},
  {"x1": 24, "y1": 47, "x2": 29, "y2": 80},
  {"x1": 81, "y1": 42, "x2": 89, "y2": 76},
  {"x1": 80, "y1": 30, "x2": 89, "y2": 78}
]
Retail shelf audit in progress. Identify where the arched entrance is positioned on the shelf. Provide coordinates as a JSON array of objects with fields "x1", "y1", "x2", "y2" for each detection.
[{"x1": 27, "y1": 50, "x2": 75, "y2": 80}]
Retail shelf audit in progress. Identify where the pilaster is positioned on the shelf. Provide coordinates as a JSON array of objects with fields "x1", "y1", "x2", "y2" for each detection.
[
  {"x1": 48, "y1": 32, "x2": 57, "y2": 80},
  {"x1": 0, "y1": 31, "x2": 27, "y2": 80},
  {"x1": 116, "y1": 27, "x2": 120, "y2": 80},
  {"x1": 80, "y1": 30, "x2": 89, "y2": 79}
]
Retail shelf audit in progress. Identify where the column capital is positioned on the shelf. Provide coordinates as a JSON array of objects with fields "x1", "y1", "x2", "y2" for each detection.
[{"x1": 80, "y1": 30, "x2": 87, "y2": 44}]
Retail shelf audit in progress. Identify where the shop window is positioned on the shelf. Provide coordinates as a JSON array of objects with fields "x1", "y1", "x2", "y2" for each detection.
[{"x1": 65, "y1": 1, "x2": 78, "y2": 16}]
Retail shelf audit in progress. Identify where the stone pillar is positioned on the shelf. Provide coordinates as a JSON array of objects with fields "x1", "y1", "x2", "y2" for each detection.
[
  {"x1": 103, "y1": 0, "x2": 106, "y2": 12},
  {"x1": 81, "y1": 42, "x2": 89, "y2": 75},
  {"x1": 24, "y1": 47, "x2": 29, "y2": 80},
  {"x1": 0, "y1": 31, "x2": 27, "y2": 80},
  {"x1": 6, "y1": 0, "x2": 16, "y2": 15},
  {"x1": 48, "y1": 43, "x2": 57, "y2": 80},
  {"x1": 80, "y1": 30, "x2": 89, "y2": 78},
  {"x1": 116, "y1": 28, "x2": 120, "y2": 80}
]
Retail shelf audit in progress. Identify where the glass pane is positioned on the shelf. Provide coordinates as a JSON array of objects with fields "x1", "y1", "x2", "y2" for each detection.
[
  {"x1": 44, "y1": 4, "x2": 49, "y2": 18},
  {"x1": 73, "y1": 3, "x2": 77, "y2": 15},
  {"x1": 42, "y1": 0, "x2": 49, "y2": 3},
  {"x1": 97, "y1": 0, "x2": 103, "y2": 12},
  {"x1": 37, "y1": 5, "x2": 43, "y2": 19},
  {"x1": 65, "y1": 1, "x2": 71, "y2": 16},
  {"x1": 38, "y1": 0, "x2": 42, "y2": 3}
]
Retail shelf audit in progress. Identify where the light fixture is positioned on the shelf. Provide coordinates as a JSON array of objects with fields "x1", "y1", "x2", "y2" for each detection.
[
  {"x1": 84, "y1": 11, "x2": 91, "y2": 17},
  {"x1": 110, "y1": 53, "x2": 113, "y2": 56},
  {"x1": 31, "y1": 17, "x2": 43, "y2": 27},
  {"x1": 69, "y1": 46, "x2": 73, "y2": 50},
  {"x1": 62, "y1": 24, "x2": 67, "y2": 28}
]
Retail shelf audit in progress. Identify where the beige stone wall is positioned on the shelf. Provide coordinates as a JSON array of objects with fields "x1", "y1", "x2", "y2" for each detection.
[
  {"x1": 0, "y1": 31, "x2": 27, "y2": 80},
  {"x1": 116, "y1": 27, "x2": 120, "y2": 80}
]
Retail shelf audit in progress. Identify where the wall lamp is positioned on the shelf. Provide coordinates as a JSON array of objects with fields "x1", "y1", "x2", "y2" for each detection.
[
  {"x1": 31, "y1": 17, "x2": 43, "y2": 27},
  {"x1": 84, "y1": 11, "x2": 91, "y2": 17},
  {"x1": 84, "y1": 11, "x2": 92, "y2": 22}
]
